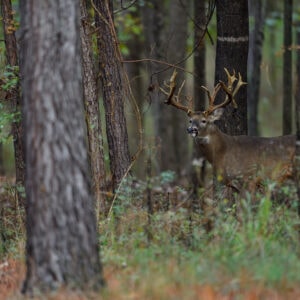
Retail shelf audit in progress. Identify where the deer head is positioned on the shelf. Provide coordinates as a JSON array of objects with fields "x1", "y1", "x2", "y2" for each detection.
[
  {"x1": 187, "y1": 70, "x2": 246, "y2": 140},
  {"x1": 160, "y1": 68, "x2": 246, "y2": 141}
]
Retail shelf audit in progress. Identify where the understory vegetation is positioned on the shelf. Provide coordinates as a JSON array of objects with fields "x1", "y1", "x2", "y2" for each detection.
[{"x1": 1, "y1": 174, "x2": 300, "y2": 299}]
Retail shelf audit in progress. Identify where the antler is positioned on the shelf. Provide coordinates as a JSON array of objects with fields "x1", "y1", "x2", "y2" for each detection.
[
  {"x1": 201, "y1": 83, "x2": 222, "y2": 115},
  {"x1": 160, "y1": 69, "x2": 194, "y2": 116},
  {"x1": 202, "y1": 68, "x2": 247, "y2": 116},
  {"x1": 161, "y1": 68, "x2": 247, "y2": 117},
  {"x1": 220, "y1": 68, "x2": 247, "y2": 108}
]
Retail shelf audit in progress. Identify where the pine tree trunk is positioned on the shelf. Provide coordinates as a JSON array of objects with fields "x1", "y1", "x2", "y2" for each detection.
[
  {"x1": 295, "y1": 25, "x2": 300, "y2": 216},
  {"x1": 143, "y1": 0, "x2": 189, "y2": 174},
  {"x1": 19, "y1": 0, "x2": 104, "y2": 293},
  {"x1": 80, "y1": 0, "x2": 107, "y2": 217},
  {"x1": 248, "y1": 0, "x2": 266, "y2": 136},
  {"x1": 283, "y1": 0, "x2": 293, "y2": 135},
  {"x1": 191, "y1": 0, "x2": 207, "y2": 203},
  {"x1": 124, "y1": 6, "x2": 144, "y2": 178},
  {"x1": 215, "y1": 0, "x2": 249, "y2": 135},
  {"x1": 0, "y1": 0, "x2": 25, "y2": 204},
  {"x1": 141, "y1": 0, "x2": 168, "y2": 174},
  {"x1": 94, "y1": 0, "x2": 131, "y2": 193},
  {"x1": 213, "y1": 0, "x2": 248, "y2": 201},
  {"x1": 166, "y1": 0, "x2": 189, "y2": 175}
]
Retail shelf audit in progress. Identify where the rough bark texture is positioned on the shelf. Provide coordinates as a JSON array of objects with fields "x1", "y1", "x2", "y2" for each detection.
[
  {"x1": 94, "y1": 0, "x2": 131, "y2": 192},
  {"x1": 191, "y1": 0, "x2": 207, "y2": 202},
  {"x1": 247, "y1": 0, "x2": 266, "y2": 136},
  {"x1": 193, "y1": 0, "x2": 207, "y2": 113},
  {"x1": 142, "y1": 0, "x2": 189, "y2": 175},
  {"x1": 141, "y1": 0, "x2": 167, "y2": 174},
  {"x1": 283, "y1": 0, "x2": 293, "y2": 135},
  {"x1": 215, "y1": 0, "x2": 249, "y2": 136},
  {"x1": 165, "y1": 0, "x2": 189, "y2": 175},
  {"x1": 124, "y1": 6, "x2": 144, "y2": 178},
  {"x1": 19, "y1": 0, "x2": 104, "y2": 293},
  {"x1": 295, "y1": 26, "x2": 300, "y2": 216},
  {"x1": 80, "y1": 0, "x2": 107, "y2": 217},
  {"x1": 0, "y1": 0, "x2": 25, "y2": 203}
]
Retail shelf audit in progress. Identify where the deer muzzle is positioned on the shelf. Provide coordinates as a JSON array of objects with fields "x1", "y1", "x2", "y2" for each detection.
[{"x1": 187, "y1": 126, "x2": 198, "y2": 137}]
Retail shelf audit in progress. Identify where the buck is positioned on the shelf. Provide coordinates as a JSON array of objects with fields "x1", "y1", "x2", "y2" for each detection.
[{"x1": 160, "y1": 69, "x2": 295, "y2": 187}]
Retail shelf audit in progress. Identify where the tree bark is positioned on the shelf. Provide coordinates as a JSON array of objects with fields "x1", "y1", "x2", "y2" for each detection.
[
  {"x1": 123, "y1": 6, "x2": 145, "y2": 178},
  {"x1": 166, "y1": 0, "x2": 189, "y2": 175},
  {"x1": 213, "y1": 0, "x2": 248, "y2": 200},
  {"x1": 141, "y1": 0, "x2": 167, "y2": 174},
  {"x1": 295, "y1": 24, "x2": 300, "y2": 216},
  {"x1": 19, "y1": 0, "x2": 104, "y2": 293},
  {"x1": 215, "y1": 0, "x2": 249, "y2": 135},
  {"x1": 283, "y1": 0, "x2": 293, "y2": 135},
  {"x1": 0, "y1": 0, "x2": 25, "y2": 203},
  {"x1": 191, "y1": 0, "x2": 207, "y2": 202},
  {"x1": 247, "y1": 0, "x2": 266, "y2": 136},
  {"x1": 80, "y1": 0, "x2": 107, "y2": 217},
  {"x1": 142, "y1": 0, "x2": 189, "y2": 174},
  {"x1": 94, "y1": 0, "x2": 131, "y2": 193},
  {"x1": 194, "y1": 0, "x2": 207, "y2": 113}
]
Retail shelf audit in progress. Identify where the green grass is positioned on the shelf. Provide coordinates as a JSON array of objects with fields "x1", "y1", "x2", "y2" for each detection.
[
  {"x1": 99, "y1": 184, "x2": 300, "y2": 296},
  {"x1": 1, "y1": 178, "x2": 300, "y2": 298}
]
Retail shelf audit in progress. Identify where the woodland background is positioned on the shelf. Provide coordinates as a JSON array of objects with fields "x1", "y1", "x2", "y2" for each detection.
[
  {"x1": 1, "y1": 0, "x2": 300, "y2": 299},
  {"x1": 0, "y1": 1, "x2": 299, "y2": 183}
]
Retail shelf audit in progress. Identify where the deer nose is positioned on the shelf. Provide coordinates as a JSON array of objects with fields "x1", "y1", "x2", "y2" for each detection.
[
  {"x1": 187, "y1": 126, "x2": 193, "y2": 134},
  {"x1": 187, "y1": 126, "x2": 198, "y2": 137}
]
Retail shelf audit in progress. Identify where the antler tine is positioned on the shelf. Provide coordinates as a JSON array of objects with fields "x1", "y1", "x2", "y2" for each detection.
[
  {"x1": 218, "y1": 69, "x2": 247, "y2": 109},
  {"x1": 205, "y1": 81, "x2": 233, "y2": 113},
  {"x1": 224, "y1": 68, "x2": 237, "y2": 89},
  {"x1": 201, "y1": 83, "x2": 222, "y2": 111},
  {"x1": 160, "y1": 69, "x2": 194, "y2": 116},
  {"x1": 233, "y1": 72, "x2": 247, "y2": 97},
  {"x1": 218, "y1": 81, "x2": 236, "y2": 108},
  {"x1": 202, "y1": 68, "x2": 243, "y2": 115}
]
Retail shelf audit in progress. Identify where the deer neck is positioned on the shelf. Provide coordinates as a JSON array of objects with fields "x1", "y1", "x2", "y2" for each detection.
[{"x1": 195, "y1": 127, "x2": 228, "y2": 165}]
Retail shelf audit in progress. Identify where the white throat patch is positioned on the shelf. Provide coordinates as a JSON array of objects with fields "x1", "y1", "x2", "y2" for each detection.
[{"x1": 197, "y1": 135, "x2": 210, "y2": 144}]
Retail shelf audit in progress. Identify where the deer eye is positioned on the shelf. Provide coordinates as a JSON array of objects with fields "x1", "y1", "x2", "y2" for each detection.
[{"x1": 201, "y1": 119, "x2": 207, "y2": 124}]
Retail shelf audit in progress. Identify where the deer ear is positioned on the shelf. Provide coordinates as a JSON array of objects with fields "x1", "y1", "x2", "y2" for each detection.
[{"x1": 209, "y1": 108, "x2": 224, "y2": 122}]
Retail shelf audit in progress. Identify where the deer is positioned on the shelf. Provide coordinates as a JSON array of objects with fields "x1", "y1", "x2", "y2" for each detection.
[{"x1": 160, "y1": 69, "x2": 296, "y2": 190}]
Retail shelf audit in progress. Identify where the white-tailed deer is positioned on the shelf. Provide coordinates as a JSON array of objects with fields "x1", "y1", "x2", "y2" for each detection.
[{"x1": 160, "y1": 69, "x2": 295, "y2": 187}]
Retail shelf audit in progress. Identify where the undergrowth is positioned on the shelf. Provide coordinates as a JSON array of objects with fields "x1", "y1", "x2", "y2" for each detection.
[
  {"x1": 1, "y1": 174, "x2": 300, "y2": 298},
  {"x1": 99, "y1": 175, "x2": 300, "y2": 297},
  {"x1": 0, "y1": 182, "x2": 25, "y2": 258}
]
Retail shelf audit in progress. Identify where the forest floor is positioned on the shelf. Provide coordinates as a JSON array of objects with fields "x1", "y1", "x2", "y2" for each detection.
[
  {"x1": 2, "y1": 175, "x2": 300, "y2": 299},
  {"x1": 1, "y1": 256, "x2": 300, "y2": 300}
]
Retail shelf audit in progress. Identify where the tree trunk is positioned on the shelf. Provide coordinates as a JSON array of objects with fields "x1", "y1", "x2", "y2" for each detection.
[
  {"x1": 80, "y1": 0, "x2": 107, "y2": 218},
  {"x1": 123, "y1": 6, "x2": 145, "y2": 178},
  {"x1": 191, "y1": 0, "x2": 207, "y2": 202},
  {"x1": 141, "y1": 0, "x2": 168, "y2": 174},
  {"x1": 94, "y1": 0, "x2": 131, "y2": 193},
  {"x1": 165, "y1": 0, "x2": 189, "y2": 175},
  {"x1": 283, "y1": 0, "x2": 293, "y2": 135},
  {"x1": 0, "y1": 0, "x2": 25, "y2": 203},
  {"x1": 142, "y1": 0, "x2": 189, "y2": 175},
  {"x1": 194, "y1": 0, "x2": 207, "y2": 113},
  {"x1": 215, "y1": 0, "x2": 249, "y2": 135},
  {"x1": 295, "y1": 24, "x2": 300, "y2": 216},
  {"x1": 19, "y1": 0, "x2": 104, "y2": 293},
  {"x1": 213, "y1": 0, "x2": 248, "y2": 201},
  {"x1": 247, "y1": 0, "x2": 266, "y2": 136}
]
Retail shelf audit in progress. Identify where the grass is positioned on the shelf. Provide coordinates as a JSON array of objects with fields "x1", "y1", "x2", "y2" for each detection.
[
  {"x1": 98, "y1": 176, "x2": 300, "y2": 299},
  {"x1": 101, "y1": 202, "x2": 300, "y2": 285},
  {"x1": 1, "y1": 175, "x2": 300, "y2": 299}
]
